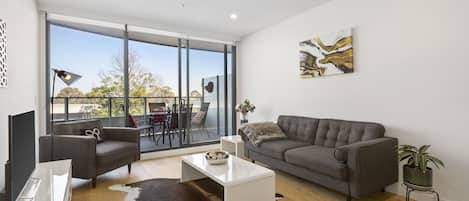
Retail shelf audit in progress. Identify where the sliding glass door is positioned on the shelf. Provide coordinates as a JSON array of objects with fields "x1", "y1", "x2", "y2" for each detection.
[
  {"x1": 47, "y1": 20, "x2": 236, "y2": 153},
  {"x1": 185, "y1": 40, "x2": 227, "y2": 144}
]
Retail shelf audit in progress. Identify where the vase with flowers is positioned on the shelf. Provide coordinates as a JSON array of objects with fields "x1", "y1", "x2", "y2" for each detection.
[{"x1": 236, "y1": 99, "x2": 256, "y2": 124}]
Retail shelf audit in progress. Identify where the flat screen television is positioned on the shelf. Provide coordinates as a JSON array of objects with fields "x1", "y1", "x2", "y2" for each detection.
[{"x1": 4, "y1": 111, "x2": 36, "y2": 201}]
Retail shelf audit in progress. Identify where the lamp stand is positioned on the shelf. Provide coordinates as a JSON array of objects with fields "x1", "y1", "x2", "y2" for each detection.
[{"x1": 50, "y1": 72, "x2": 57, "y2": 161}]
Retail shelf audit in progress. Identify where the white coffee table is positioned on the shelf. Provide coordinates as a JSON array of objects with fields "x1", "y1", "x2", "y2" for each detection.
[{"x1": 181, "y1": 153, "x2": 275, "y2": 201}]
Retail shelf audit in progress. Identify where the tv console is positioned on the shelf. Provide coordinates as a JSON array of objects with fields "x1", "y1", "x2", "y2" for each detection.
[{"x1": 16, "y1": 159, "x2": 71, "y2": 201}]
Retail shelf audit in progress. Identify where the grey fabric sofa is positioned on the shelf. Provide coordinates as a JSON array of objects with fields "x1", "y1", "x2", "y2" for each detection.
[
  {"x1": 39, "y1": 119, "x2": 140, "y2": 187},
  {"x1": 240, "y1": 115, "x2": 398, "y2": 201}
]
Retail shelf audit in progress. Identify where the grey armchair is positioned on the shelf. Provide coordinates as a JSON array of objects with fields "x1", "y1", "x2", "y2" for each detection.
[{"x1": 39, "y1": 119, "x2": 140, "y2": 187}]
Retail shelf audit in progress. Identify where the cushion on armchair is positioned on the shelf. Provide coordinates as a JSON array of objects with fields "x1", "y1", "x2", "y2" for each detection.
[{"x1": 81, "y1": 127, "x2": 104, "y2": 143}]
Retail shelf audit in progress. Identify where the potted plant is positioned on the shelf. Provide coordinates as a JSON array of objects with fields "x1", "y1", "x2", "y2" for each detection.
[
  {"x1": 399, "y1": 144, "x2": 445, "y2": 187},
  {"x1": 235, "y1": 99, "x2": 256, "y2": 123}
]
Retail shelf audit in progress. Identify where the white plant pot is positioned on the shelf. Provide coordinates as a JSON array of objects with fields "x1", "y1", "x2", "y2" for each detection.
[{"x1": 240, "y1": 112, "x2": 248, "y2": 121}]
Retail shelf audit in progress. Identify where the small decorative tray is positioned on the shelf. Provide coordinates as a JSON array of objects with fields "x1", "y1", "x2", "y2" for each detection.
[{"x1": 205, "y1": 151, "x2": 229, "y2": 165}]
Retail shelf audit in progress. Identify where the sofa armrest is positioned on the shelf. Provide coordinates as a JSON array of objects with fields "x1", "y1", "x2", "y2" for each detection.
[
  {"x1": 335, "y1": 137, "x2": 398, "y2": 198},
  {"x1": 39, "y1": 135, "x2": 97, "y2": 179},
  {"x1": 238, "y1": 128, "x2": 249, "y2": 141},
  {"x1": 102, "y1": 127, "x2": 140, "y2": 143}
]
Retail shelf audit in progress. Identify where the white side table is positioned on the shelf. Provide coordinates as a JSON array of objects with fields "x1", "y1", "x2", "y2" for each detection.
[{"x1": 221, "y1": 135, "x2": 244, "y2": 157}]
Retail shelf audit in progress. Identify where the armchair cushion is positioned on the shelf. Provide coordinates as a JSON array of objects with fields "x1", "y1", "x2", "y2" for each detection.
[
  {"x1": 96, "y1": 141, "x2": 138, "y2": 172},
  {"x1": 285, "y1": 145, "x2": 348, "y2": 180}
]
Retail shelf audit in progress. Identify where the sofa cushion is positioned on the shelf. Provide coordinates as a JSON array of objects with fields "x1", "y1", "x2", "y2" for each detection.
[
  {"x1": 277, "y1": 115, "x2": 319, "y2": 143},
  {"x1": 285, "y1": 145, "x2": 348, "y2": 180},
  {"x1": 247, "y1": 139, "x2": 310, "y2": 160},
  {"x1": 96, "y1": 141, "x2": 137, "y2": 168},
  {"x1": 314, "y1": 119, "x2": 385, "y2": 148}
]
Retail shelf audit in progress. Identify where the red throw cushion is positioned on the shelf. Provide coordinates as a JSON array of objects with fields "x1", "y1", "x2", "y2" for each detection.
[
  {"x1": 128, "y1": 114, "x2": 138, "y2": 128},
  {"x1": 152, "y1": 115, "x2": 166, "y2": 122}
]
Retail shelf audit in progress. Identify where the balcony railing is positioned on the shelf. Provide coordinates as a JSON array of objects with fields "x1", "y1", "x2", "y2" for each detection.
[{"x1": 51, "y1": 96, "x2": 204, "y2": 126}]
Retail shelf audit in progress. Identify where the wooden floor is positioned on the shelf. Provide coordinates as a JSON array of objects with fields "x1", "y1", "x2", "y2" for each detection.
[{"x1": 72, "y1": 154, "x2": 405, "y2": 201}]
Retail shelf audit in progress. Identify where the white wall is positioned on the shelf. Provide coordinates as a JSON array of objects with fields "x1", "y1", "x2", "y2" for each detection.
[
  {"x1": 0, "y1": 0, "x2": 40, "y2": 191},
  {"x1": 238, "y1": 0, "x2": 469, "y2": 200}
]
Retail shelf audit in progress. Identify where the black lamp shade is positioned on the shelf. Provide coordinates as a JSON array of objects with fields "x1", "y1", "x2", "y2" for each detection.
[{"x1": 52, "y1": 69, "x2": 81, "y2": 86}]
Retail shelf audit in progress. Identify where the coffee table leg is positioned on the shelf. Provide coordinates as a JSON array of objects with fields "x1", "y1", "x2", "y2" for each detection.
[
  {"x1": 180, "y1": 160, "x2": 207, "y2": 183},
  {"x1": 224, "y1": 175, "x2": 275, "y2": 201}
]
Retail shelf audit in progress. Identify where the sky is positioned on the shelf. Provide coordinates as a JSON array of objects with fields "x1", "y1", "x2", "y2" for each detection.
[{"x1": 50, "y1": 24, "x2": 229, "y2": 96}]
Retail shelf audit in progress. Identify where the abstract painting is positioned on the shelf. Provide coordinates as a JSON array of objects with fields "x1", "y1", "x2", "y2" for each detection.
[
  {"x1": 0, "y1": 19, "x2": 6, "y2": 87},
  {"x1": 299, "y1": 28, "x2": 353, "y2": 78}
]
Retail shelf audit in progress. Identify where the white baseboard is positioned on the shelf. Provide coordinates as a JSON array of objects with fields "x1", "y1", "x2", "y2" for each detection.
[{"x1": 140, "y1": 144, "x2": 220, "y2": 160}]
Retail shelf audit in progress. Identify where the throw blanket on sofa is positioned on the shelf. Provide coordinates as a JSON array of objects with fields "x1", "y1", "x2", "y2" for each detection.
[{"x1": 240, "y1": 122, "x2": 287, "y2": 146}]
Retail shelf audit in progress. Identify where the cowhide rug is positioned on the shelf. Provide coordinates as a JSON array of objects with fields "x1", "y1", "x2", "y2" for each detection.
[
  {"x1": 110, "y1": 178, "x2": 284, "y2": 201},
  {"x1": 109, "y1": 178, "x2": 222, "y2": 201}
]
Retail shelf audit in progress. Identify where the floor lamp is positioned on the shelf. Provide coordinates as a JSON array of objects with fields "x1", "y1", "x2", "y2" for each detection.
[{"x1": 50, "y1": 68, "x2": 81, "y2": 160}]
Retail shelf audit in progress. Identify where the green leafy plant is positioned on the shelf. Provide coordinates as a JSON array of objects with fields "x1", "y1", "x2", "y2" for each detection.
[
  {"x1": 236, "y1": 99, "x2": 256, "y2": 114},
  {"x1": 399, "y1": 144, "x2": 445, "y2": 173}
]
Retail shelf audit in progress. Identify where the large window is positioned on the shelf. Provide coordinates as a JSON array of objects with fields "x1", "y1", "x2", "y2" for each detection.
[
  {"x1": 49, "y1": 24, "x2": 125, "y2": 126},
  {"x1": 47, "y1": 19, "x2": 236, "y2": 153}
]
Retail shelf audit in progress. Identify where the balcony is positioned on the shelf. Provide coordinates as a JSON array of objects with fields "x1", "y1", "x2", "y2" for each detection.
[{"x1": 51, "y1": 96, "x2": 231, "y2": 152}]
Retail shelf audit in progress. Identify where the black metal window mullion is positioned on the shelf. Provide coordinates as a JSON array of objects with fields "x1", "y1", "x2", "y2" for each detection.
[
  {"x1": 177, "y1": 39, "x2": 183, "y2": 147},
  {"x1": 185, "y1": 39, "x2": 190, "y2": 145},
  {"x1": 46, "y1": 18, "x2": 51, "y2": 133},
  {"x1": 231, "y1": 46, "x2": 237, "y2": 135},
  {"x1": 224, "y1": 45, "x2": 228, "y2": 136},
  {"x1": 123, "y1": 25, "x2": 130, "y2": 126}
]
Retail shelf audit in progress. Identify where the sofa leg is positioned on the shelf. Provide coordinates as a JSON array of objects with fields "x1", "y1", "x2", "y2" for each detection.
[
  {"x1": 91, "y1": 177, "x2": 97, "y2": 188},
  {"x1": 128, "y1": 164, "x2": 132, "y2": 174},
  {"x1": 251, "y1": 160, "x2": 255, "y2": 163}
]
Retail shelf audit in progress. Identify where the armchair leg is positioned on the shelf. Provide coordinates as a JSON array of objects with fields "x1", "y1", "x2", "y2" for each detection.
[
  {"x1": 346, "y1": 195, "x2": 352, "y2": 201},
  {"x1": 91, "y1": 177, "x2": 97, "y2": 188},
  {"x1": 128, "y1": 164, "x2": 132, "y2": 174}
]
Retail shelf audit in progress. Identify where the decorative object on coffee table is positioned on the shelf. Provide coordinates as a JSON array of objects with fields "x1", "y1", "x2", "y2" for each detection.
[
  {"x1": 205, "y1": 151, "x2": 229, "y2": 165},
  {"x1": 399, "y1": 144, "x2": 444, "y2": 201},
  {"x1": 236, "y1": 99, "x2": 255, "y2": 124},
  {"x1": 0, "y1": 19, "x2": 7, "y2": 87}
]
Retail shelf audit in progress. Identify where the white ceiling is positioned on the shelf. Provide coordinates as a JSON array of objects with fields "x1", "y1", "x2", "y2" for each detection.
[{"x1": 38, "y1": 0, "x2": 329, "y2": 41}]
